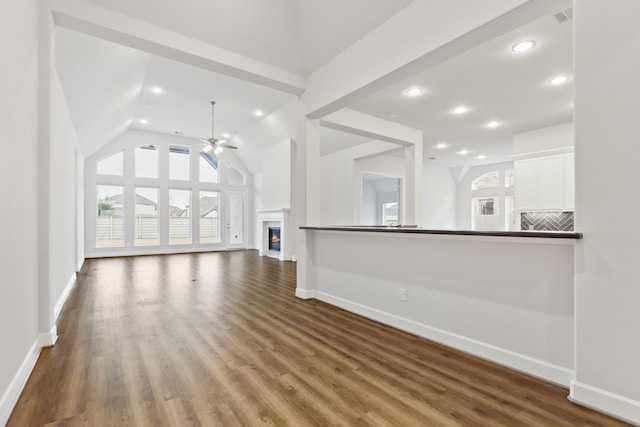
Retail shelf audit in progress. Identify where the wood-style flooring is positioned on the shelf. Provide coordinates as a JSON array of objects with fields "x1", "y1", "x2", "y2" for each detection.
[{"x1": 8, "y1": 250, "x2": 629, "y2": 426}]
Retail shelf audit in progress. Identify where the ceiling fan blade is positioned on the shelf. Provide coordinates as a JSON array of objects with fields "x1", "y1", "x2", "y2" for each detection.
[{"x1": 215, "y1": 142, "x2": 238, "y2": 149}]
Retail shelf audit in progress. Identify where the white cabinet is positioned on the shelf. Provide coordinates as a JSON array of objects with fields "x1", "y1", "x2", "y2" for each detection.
[
  {"x1": 563, "y1": 152, "x2": 575, "y2": 211},
  {"x1": 514, "y1": 152, "x2": 574, "y2": 212},
  {"x1": 514, "y1": 159, "x2": 538, "y2": 211},
  {"x1": 537, "y1": 155, "x2": 564, "y2": 210}
]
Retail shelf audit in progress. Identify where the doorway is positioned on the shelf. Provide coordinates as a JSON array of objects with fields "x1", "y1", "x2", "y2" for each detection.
[
  {"x1": 226, "y1": 190, "x2": 247, "y2": 249},
  {"x1": 361, "y1": 173, "x2": 402, "y2": 225}
]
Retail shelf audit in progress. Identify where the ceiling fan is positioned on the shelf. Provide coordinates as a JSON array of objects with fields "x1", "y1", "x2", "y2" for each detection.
[{"x1": 197, "y1": 101, "x2": 238, "y2": 154}]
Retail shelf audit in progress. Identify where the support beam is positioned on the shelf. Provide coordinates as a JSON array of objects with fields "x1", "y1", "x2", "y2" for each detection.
[
  {"x1": 303, "y1": 0, "x2": 569, "y2": 118},
  {"x1": 46, "y1": 0, "x2": 306, "y2": 95}
]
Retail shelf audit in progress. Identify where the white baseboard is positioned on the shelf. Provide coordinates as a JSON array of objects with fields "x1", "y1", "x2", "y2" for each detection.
[
  {"x1": 305, "y1": 290, "x2": 573, "y2": 387},
  {"x1": 570, "y1": 381, "x2": 640, "y2": 425},
  {"x1": 295, "y1": 288, "x2": 315, "y2": 300},
  {"x1": 75, "y1": 257, "x2": 84, "y2": 273},
  {"x1": 0, "y1": 336, "x2": 44, "y2": 426},
  {"x1": 54, "y1": 274, "x2": 76, "y2": 323},
  {"x1": 39, "y1": 325, "x2": 58, "y2": 348}
]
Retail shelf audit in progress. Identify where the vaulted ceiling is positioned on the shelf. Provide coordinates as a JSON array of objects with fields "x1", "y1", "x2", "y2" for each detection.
[
  {"x1": 78, "y1": 0, "x2": 415, "y2": 76},
  {"x1": 54, "y1": 0, "x2": 573, "y2": 172}
]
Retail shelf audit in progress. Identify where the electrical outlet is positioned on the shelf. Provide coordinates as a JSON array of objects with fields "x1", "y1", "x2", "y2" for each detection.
[{"x1": 399, "y1": 288, "x2": 407, "y2": 302}]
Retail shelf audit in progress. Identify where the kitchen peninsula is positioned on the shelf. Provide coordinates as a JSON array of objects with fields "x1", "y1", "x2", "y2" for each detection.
[{"x1": 297, "y1": 226, "x2": 581, "y2": 387}]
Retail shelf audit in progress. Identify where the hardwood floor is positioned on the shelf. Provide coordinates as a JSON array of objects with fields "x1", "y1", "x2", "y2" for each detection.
[{"x1": 8, "y1": 250, "x2": 628, "y2": 426}]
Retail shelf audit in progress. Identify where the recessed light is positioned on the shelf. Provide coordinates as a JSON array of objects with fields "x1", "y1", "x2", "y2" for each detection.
[
  {"x1": 222, "y1": 133, "x2": 230, "y2": 138},
  {"x1": 139, "y1": 119, "x2": 148, "y2": 124},
  {"x1": 549, "y1": 75, "x2": 569, "y2": 85},
  {"x1": 435, "y1": 143, "x2": 448, "y2": 149},
  {"x1": 477, "y1": 155, "x2": 487, "y2": 160},
  {"x1": 405, "y1": 87, "x2": 422, "y2": 97},
  {"x1": 387, "y1": 113, "x2": 400, "y2": 119},
  {"x1": 487, "y1": 121, "x2": 499, "y2": 128},
  {"x1": 145, "y1": 103, "x2": 152, "y2": 108},
  {"x1": 459, "y1": 149, "x2": 469, "y2": 155},
  {"x1": 453, "y1": 106, "x2": 468, "y2": 114},
  {"x1": 512, "y1": 40, "x2": 536, "y2": 52},
  {"x1": 254, "y1": 110, "x2": 264, "y2": 117},
  {"x1": 151, "y1": 87, "x2": 163, "y2": 94}
]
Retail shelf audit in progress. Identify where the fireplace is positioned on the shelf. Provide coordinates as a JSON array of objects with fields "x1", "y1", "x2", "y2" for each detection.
[
  {"x1": 256, "y1": 209, "x2": 291, "y2": 261},
  {"x1": 268, "y1": 227, "x2": 281, "y2": 252}
]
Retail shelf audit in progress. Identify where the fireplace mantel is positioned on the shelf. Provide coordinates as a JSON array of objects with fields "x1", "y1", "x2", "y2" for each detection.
[{"x1": 256, "y1": 209, "x2": 290, "y2": 261}]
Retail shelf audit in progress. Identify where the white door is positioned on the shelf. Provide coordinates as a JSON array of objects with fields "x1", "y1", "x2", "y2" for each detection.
[{"x1": 226, "y1": 190, "x2": 246, "y2": 249}]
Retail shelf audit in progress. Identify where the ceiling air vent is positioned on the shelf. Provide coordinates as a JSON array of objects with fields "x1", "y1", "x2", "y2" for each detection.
[{"x1": 553, "y1": 6, "x2": 573, "y2": 24}]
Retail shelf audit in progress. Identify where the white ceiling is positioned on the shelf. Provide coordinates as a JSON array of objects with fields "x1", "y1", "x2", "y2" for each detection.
[
  {"x1": 349, "y1": 12, "x2": 574, "y2": 167},
  {"x1": 55, "y1": 27, "x2": 297, "y2": 159},
  {"x1": 55, "y1": 1, "x2": 574, "y2": 173},
  {"x1": 79, "y1": 0, "x2": 415, "y2": 76}
]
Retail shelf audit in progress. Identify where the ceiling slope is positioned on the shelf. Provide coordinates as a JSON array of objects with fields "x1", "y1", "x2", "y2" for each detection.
[
  {"x1": 77, "y1": 0, "x2": 415, "y2": 76},
  {"x1": 55, "y1": 27, "x2": 151, "y2": 157}
]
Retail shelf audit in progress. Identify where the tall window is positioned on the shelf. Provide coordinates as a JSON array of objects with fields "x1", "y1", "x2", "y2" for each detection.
[
  {"x1": 169, "y1": 146, "x2": 190, "y2": 181},
  {"x1": 135, "y1": 187, "x2": 159, "y2": 246},
  {"x1": 136, "y1": 145, "x2": 158, "y2": 178},
  {"x1": 96, "y1": 185, "x2": 124, "y2": 247},
  {"x1": 89, "y1": 140, "x2": 249, "y2": 253},
  {"x1": 382, "y1": 202, "x2": 398, "y2": 225},
  {"x1": 169, "y1": 189, "x2": 191, "y2": 244},
  {"x1": 199, "y1": 151, "x2": 219, "y2": 183},
  {"x1": 199, "y1": 191, "x2": 220, "y2": 243}
]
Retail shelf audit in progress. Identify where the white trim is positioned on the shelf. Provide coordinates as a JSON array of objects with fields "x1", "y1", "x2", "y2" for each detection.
[
  {"x1": 54, "y1": 274, "x2": 76, "y2": 322},
  {"x1": 40, "y1": 325, "x2": 58, "y2": 348},
  {"x1": 295, "y1": 288, "x2": 315, "y2": 300},
  {"x1": 511, "y1": 146, "x2": 574, "y2": 160},
  {"x1": 570, "y1": 381, "x2": 640, "y2": 425},
  {"x1": 75, "y1": 257, "x2": 84, "y2": 273},
  {"x1": 86, "y1": 246, "x2": 227, "y2": 258},
  {"x1": 0, "y1": 338, "x2": 42, "y2": 426},
  {"x1": 301, "y1": 289, "x2": 574, "y2": 387}
]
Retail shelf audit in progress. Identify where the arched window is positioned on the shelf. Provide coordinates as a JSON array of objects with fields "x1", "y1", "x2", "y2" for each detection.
[
  {"x1": 470, "y1": 168, "x2": 514, "y2": 231},
  {"x1": 472, "y1": 170, "x2": 499, "y2": 190},
  {"x1": 89, "y1": 137, "x2": 248, "y2": 255}
]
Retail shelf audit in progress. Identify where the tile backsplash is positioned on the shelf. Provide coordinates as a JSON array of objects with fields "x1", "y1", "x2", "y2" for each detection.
[{"x1": 521, "y1": 211, "x2": 574, "y2": 231}]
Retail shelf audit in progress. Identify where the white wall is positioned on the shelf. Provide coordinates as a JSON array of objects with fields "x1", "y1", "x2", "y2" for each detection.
[
  {"x1": 572, "y1": 1, "x2": 640, "y2": 423},
  {"x1": 422, "y1": 162, "x2": 456, "y2": 229},
  {"x1": 319, "y1": 140, "x2": 403, "y2": 225},
  {"x1": 354, "y1": 152, "x2": 405, "y2": 223},
  {"x1": 361, "y1": 180, "x2": 376, "y2": 225},
  {"x1": 298, "y1": 231, "x2": 575, "y2": 387},
  {"x1": 0, "y1": 0, "x2": 41, "y2": 424},
  {"x1": 234, "y1": 100, "x2": 298, "y2": 175},
  {"x1": 261, "y1": 139, "x2": 292, "y2": 209},
  {"x1": 236, "y1": 101, "x2": 297, "y2": 252},
  {"x1": 50, "y1": 70, "x2": 83, "y2": 323},
  {"x1": 513, "y1": 122, "x2": 574, "y2": 156}
]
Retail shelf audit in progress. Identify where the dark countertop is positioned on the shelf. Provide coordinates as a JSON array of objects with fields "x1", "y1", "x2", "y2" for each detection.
[{"x1": 300, "y1": 225, "x2": 583, "y2": 239}]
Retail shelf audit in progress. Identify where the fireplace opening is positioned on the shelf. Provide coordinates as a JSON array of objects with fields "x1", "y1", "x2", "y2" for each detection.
[{"x1": 268, "y1": 227, "x2": 281, "y2": 252}]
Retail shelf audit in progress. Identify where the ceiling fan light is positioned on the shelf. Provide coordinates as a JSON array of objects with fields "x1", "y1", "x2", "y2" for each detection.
[
  {"x1": 213, "y1": 146, "x2": 223, "y2": 155},
  {"x1": 203, "y1": 144, "x2": 212, "y2": 153}
]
